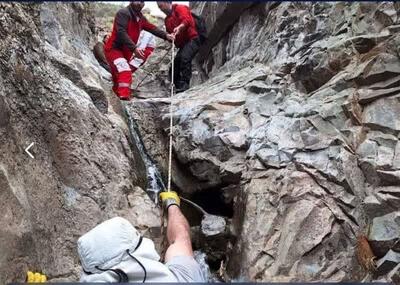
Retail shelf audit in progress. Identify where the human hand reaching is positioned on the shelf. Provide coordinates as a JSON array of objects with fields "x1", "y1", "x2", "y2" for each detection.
[
  {"x1": 133, "y1": 48, "x2": 145, "y2": 60},
  {"x1": 166, "y1": 33, "x2": 175, "y2": 42},
  {"x1": 173, "y1": 24, "x2": 185, "y2": 36}
]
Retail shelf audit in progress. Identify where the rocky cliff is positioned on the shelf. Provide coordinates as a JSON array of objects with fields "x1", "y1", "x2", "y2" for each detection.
[
  {"x1": 132, "y1": 2, "x2": 400, "y2": 282},
  {"x1": 0, "y1": 3, "x2": 160, "y2": 283},
  {"x1": 186, "y1": 2, "x2": 400, "y2": 282},
  {"x1": 1, "y1": 2, "x2": 400, "y2": 284}
]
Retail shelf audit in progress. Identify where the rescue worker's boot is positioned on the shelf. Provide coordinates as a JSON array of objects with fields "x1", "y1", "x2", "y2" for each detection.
[
  {"x1": 117, "y1": 86, "x2": 131, "y2": 101},
  {"x1": 112, "y1": 85, "x2": 131, "y2": 101}
]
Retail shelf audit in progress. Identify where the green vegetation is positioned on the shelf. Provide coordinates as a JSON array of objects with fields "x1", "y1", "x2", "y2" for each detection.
[
  {"x1": 93, "y1": 2, "x2": 124, "y2": 31},
  {"x1": 143, "y1": 9, "x2": 159, "y2": 25}
]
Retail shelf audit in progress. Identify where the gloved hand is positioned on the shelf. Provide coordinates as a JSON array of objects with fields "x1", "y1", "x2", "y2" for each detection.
[
  {"x1": 27, "y1": 271, "x2": 47, "y2": 283},
  {"x1": 159, "y1": 191, "x2": 180, "y2": 210}
]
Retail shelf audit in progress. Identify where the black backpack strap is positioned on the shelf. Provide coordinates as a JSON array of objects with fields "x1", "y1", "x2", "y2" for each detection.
[
  {"x1": 126, "y1": 249, "x2": 147, "y2": 283},
  {"x1": 134, "y1": 235, "x2": 143, "y2": 251},
  {"x1": 95, "y1": 266, "x2": 129, "y2": 283}
]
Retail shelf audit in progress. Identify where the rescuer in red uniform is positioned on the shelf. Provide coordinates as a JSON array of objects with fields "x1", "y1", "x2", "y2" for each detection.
[
  {"x1": 157, "y1": 2, "x2": 201, "y2": 93},
  {"x1": 105, "y1": 2, "x2": 174, "y2": 100}
]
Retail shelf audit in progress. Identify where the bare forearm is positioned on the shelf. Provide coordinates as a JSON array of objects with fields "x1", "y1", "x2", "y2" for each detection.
[
  {"x1": 160, "y1": 192, "x2": 193, "y2": 261},
  {"x1": 167, "y1": 205, "x2": 191, "y2": 245},
  {"x1": 177, "y1": 23, "x2": 186, "y2": 31}
]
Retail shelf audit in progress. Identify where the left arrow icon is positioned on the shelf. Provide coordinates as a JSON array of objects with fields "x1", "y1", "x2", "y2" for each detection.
[{"x1": 25, "y1": 142, "x2": 35, "y2": 159}]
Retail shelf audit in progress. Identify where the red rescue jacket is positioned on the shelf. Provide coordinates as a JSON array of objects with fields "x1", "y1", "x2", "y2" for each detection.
[
  {"x1": 165, "y1": 4, "x2": 198, "y2": 48},
  {"x1": 105, "y1": 6, "x2": 166, "y2": 58}
]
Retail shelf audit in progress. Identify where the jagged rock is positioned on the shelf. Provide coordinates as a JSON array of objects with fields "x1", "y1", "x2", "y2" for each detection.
[
  {"x1": 367, "y1": 74, "x2": 400, "y2": 90},
  {"x1": 369, "y1": 212, "x2": 400, "y2": 257},
  {"x1": 193, "y1": 2, "x2": 259, "y2": 65},
  {"x1": 4, "y1": 1, "x2": 397, "y2": 283},
  {"x1": 377, "y1": 170, "x2": 400, "y2": 185},
  {"x1": 353, "y1": 53, "x2": 400, "y2": 86},
  {"x1": 256, "y1": 147, "x2": 281, "y2": 168},
  {"x1": 124, "y1": 101, "x2": 202, "y2": 194},
  {"x1": 394, "y1": 142, "x2": 400, "y2": 169},
  {"x1": 201, "y1": 214, "x2": 227, "y2": 236},
  {"x1": 292, "y1": 50, "x2": 339, "y2": 93},
  {"x1": 358, "y1": 86, "x2": 400, "y2": 105},
  {"x1": 247, "y1": 93, "x2": 280, "y2": 118},
  {"x1": 226, "y1": 170, "x2": 361, "y2": 281},
  {"x1": 191, "y1": 224, "x2": 233, "y2": 270},
  {"x1": 40, "y1": 3, "x2": 96, "y2": 58},
  {"x1": 45, "y1": 43, "x2": 108, "y2": 113},
  {"x1": 219, "y1": 130, "x2": 247, "y2": 150},
  {"x1": 0, "y1": 3, "x2": 159, "y2": 283},
  {"x1": 388, "y1": 263, "x2": 400, "y2": 284},
  {"x1": 356, "y1": 131, "x2": 399, "y2": 186},
  {"x1": 363, "y1": 96, "x2": 400, "y2": 134},
  {"x1": 155, "y1": 1, "x2": 400, "y2": 281},
  {"x1": 115, "y1": 1, "x2": 400, "y2": 281},
  {"x1": 375, "y1": 250, "x2": 400, "y2": 276},
  {"x1": 363, "y1": 187, "x2": 400, "y2": 219}
]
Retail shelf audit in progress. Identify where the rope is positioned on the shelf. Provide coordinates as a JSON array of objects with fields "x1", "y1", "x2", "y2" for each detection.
[
  {"x1": 161, "y1": 40, "x2": 175, "y2": 261},
  {"x1": 180, "y1": 197, "x2": 208, "y2": 215},
  {"x1": 167, "y1": 40, "x2": 175, "y2": 192},
  {"x1": 135, "y1": 50, "x2": 170, "y2": 90}
]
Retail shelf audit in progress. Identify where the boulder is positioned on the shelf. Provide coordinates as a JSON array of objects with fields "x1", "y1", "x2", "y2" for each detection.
[
  {"x1": 363, "y1": 187, "x2": 400, "y2": 219},
  {"x1": 375, "y1": 250, "x2": 400, "y2": 276},
  {"x1": 363, "y1": 97, "x2": 400, "y2": 134},
  {"x1": 387, "y1": 263, "x2": 400, "y2": 284},
  {"x1": 369, "y1": 212, "x2": 400, "y2": 257}
]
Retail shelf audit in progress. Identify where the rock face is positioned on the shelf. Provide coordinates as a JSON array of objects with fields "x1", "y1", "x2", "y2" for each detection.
[
  {"x1": 2, "y1": 1, "x2": 400, "y2": 283},
  {"x1": 143, "y1": 2, "x2": 400, "y2": 282},
  {"x1": 0, "y1": 3, "x2": 160, "y2": 283}
]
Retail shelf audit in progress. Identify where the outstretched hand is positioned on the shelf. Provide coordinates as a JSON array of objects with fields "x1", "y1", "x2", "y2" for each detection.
[
  {"x1": 173, "y1": 24, "x2": 185, "y2": 36},
  {"x1": 166, "y1": 33, "x2": 175, "y2": 42},
  {"x1": 133, "y1": 48, "x2": 145, "y2": 60}
]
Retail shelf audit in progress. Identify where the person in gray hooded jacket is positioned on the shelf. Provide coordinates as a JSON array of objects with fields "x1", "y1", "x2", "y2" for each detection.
[{"x1": 77, "y1": 191, "x2": 206, "y2": 282}]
